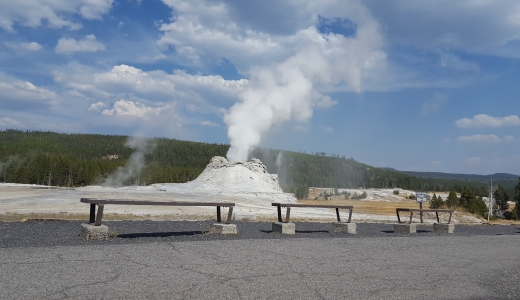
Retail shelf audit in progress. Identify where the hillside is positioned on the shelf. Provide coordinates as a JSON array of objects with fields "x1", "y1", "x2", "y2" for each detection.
[{"x1": 0, "y1": 129, "x2": 516, "y2": 197}]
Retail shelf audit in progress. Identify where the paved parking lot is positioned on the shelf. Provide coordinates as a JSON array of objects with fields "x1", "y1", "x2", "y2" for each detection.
[{"x1": 1, "y1": 221, "x2": 520, "y2": 299}]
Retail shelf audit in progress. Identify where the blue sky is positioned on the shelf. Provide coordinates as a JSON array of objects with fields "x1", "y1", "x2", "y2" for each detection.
[{"x1": 0, "y1": 0, "x2": 519, "y2": 175}]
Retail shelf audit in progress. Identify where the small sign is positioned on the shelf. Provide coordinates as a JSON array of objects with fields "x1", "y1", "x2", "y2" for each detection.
[{"x1": 416, "y1": 192, "x2": 428, "y2": 202}]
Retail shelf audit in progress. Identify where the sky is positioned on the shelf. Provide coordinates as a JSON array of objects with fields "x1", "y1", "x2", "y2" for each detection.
[{"x1": 0, "y1": 0, "x2": 519, "y2": 175}]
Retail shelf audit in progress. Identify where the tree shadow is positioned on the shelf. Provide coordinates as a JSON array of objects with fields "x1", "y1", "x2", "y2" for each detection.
[{"x1": 117, "y1": 231, "x2": 205, "y2": 238}]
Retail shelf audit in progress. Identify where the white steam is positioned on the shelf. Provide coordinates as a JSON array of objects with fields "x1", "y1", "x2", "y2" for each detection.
[
  {"x1": 224, "y1": 12, "x2": 386, "y2": 162},
  {"x1": 102, "y1": 136, "x2": 154, "y2": 186}
]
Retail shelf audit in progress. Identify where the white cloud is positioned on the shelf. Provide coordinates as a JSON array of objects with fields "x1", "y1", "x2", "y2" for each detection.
[
  {"x1": 439, "y1": 52, "x2": 480, "y2": 73},
  {"x1": 293, "y1": 125, "x2": 307, "y2": 132},
  {"x1": 102, "y1": 100, "x2": 166, "y2": 118},
  {"x1": 0, "y1": 117, "x2": 22, "y2": 128},
  {"x1": 157, "y1": 0, "x2": 387, "y2": 92},
  {"x1": 465, "y1": 157, "x2": 481, "y2": 166},
  {"x1": 55, "y1": 34, "x2": 105, "y2": 55},
  {"x1": 200, "y1": 120, "x2": 219, "y2": 127},
  {"x1": 0, "y1": 0, "x2": 114, "y2": 31},
  {"x1": 56, "y1": 64, "x2": 247, "y2": 111},
  {"x1": 0, "y1": 79, "x2": 56, "y2": 102},
  {"x1": 4, "y1": 41, "x2": 43, "y2": 51},
  {"x1": 421, "y1": 93, "x2": 447, "y2": 115},
  {"x1": 456, "y1": 114, "x2": 520, "y2": 128},
  {"x1": 88, "y1": 102, "x2": 107, "y2": 112},
  {"x1": 457, "y1": 134, "x2": 515, "y2": 143},
  {"x1": 321, "y1": 125, "x2": 334, "y2": 132}
]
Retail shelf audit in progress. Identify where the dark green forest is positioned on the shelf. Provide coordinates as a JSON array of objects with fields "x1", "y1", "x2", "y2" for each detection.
[{"x1": 0, "y1": 129, "x2": 516, "y2": 199}]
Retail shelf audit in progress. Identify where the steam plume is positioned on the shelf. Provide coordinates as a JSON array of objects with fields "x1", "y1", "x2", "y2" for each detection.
[
  {"x1": 102, "y1": 136, "x2": 154, "y2": 186},
  {"x1": 224, "y1": 13, "x2": 386, "y2": 162}
]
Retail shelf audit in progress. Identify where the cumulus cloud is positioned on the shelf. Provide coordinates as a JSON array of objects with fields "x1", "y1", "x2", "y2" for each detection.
[
  {"x1": 4, "y1": 41, "x2": 43, "y2": 51},
  {"x1": 56, "y1": 64, "x2": 247, "y2": 110},
  {"x1": 200, "y1": 120, "x2": 219, "y2": 127},
  {"x1": 0, "y1": 0, "x2": 114, "y2": 31},
  {"x1": 0, "y1": 79, "x2": 56, "y2": 102},
  {"x1": 55, "y1": 34, "x2": 105, "y2": 55},
  {"x1": 456, "y1": 114, "x2": 520, "y2": 128},
  {"x1": 87, "y1": 102, "x2": 107, "y2": 112},
  {"x1": 101, "y1": 100, "x2": 167, "y2": 118},
  {"x1": 457, "y1": 134, "x2": 515, "y2": 143}
]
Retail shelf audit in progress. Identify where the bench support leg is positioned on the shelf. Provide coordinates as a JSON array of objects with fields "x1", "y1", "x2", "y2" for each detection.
[
  {"x1": 277, "y1": 205, "x2": 282, "y2": 222},
  {"x1": 285, "y1": 207, "x2": 291, "y2": 223},
  {"x1": 436, "y1": 212, "x2": 440, "y2": 223},
  {"x1": 226, "y1": 207, "x2": 233, "y2": 224},
  {"x1": 448, "y1": 212, "x2": 453, "y2": 224},
  {"x1": 94, "y1": 204, "x2": 104, "y2": 226},
  {"x1": 409, "y1": 211, "x2": 413, "y2": 224},
  {"x1": 217, "y1": 206, "x2": 221, "y2": 223},
  {"x1": 336, "y1": 208, "x2": 341, "y2": 222},
  {"x1": 348, "y1": 208, "x2": 353, "y2": 223},
  {"x1": 396, "y1": 211, "x2": 401, "y2": 223},
  {"x1": 89, "y1": 204, "x2": 96, "y2": 224}
]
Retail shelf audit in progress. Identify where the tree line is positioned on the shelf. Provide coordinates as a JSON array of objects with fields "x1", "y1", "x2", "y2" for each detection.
[
  {"x1": 429, "y1": 180, "x2": 520, "y2": 219},
  {"x1": 1, "y1": 130, "x2": 517, "y2": 202}
]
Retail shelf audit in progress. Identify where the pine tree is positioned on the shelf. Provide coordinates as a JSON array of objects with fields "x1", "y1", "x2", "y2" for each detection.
[
  {"x1": 493, "y1": 185, "x2": 510, "y2": 215},
  {"x1": 446, "y1": 191, "x2": 459, "y2": 208},
  {"x1": 514, "y1": 177, "x2": 520, "y2": 220}
]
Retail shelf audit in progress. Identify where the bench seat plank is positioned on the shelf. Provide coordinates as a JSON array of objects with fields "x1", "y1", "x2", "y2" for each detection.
[
  {"x1": 272, "y1": 203, "x2": 353, "y2": 223},
  {"x1": 396, "y1": 208, "x2": 454, "y2": 224},
  {"x1": 81, "y1": 198, "x2": 235, "y2": 226}
]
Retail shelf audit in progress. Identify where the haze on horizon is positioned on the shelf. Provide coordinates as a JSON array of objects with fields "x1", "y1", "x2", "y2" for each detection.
[{"x1": 0, "y1": 0, "x2": 519, "y2": 175}]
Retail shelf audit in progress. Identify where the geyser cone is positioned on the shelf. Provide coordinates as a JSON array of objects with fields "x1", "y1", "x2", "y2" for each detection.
[{"x1": 192, "y1": 156, "x2": 283, "y2": 193}]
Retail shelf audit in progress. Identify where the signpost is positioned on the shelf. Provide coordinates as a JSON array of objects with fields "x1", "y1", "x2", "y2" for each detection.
[{"x1": 415, "y1": 192, "x2": 428, "y2": 223}]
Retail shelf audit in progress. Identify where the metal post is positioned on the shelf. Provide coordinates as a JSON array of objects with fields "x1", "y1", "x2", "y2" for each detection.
[{"x1": 419, "y1": 202, "x2": 423, "y2": 223}]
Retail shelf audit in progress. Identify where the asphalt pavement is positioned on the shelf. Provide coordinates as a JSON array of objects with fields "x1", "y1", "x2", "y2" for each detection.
[{"x1": 1, "y1": 220, "x2": 520, "y2": 299}]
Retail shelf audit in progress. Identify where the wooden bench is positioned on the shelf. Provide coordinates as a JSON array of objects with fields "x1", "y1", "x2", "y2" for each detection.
[
  {"x1": 80, "y1": 198, "x2": 235, "y2": 226},
  {"x1": 396, "y1": 208, "x2": 454, "y2": 224},
  {"x1": 272, "y1": 203, "x2": 353, "y2": 223}
]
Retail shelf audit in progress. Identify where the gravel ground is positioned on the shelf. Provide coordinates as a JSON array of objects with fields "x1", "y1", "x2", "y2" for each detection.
[{"x1": 1, "y1": 220, "x2": 519, "y2": 248}]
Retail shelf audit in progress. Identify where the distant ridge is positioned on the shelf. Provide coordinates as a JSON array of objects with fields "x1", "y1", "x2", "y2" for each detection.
[{"x1": 395, "y1": 170, "x2": 518, "y2": 182}]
